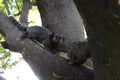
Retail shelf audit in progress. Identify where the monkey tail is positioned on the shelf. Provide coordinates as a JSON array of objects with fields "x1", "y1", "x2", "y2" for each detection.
[{"x1": 8, "y1": 15, "x2": 27, "y2": 31}]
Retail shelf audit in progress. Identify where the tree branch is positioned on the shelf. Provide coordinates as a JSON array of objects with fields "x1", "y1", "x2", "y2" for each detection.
[
  {"x1": 19, "y1": 0, "x2": 30, "y2": 25},
  {"x1": 0, "y1": 11, "x2": 94, "y2": 80},
  {"x1": 4, "y1": 0, "x2": 11, "y2": 15}
]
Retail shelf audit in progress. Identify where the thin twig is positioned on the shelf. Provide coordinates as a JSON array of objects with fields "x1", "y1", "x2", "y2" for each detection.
[{"x1": 4, "y1": 0, "x2": 11, "y2": 15}]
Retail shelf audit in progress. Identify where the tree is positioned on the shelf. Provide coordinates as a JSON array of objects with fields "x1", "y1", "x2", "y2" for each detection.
[
  {"x1": 3, "y1": 0, "x2": 120, "y2": 80},
  {"x1": 0, "y1": 0, "x2": 94, "y2": 80},
  {"x1": 73, "y1": 0, "x2": 120, "y2": 80}
]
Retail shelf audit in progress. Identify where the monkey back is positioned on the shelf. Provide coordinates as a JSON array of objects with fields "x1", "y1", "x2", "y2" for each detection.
[
  {"x1": 68, "y1": 41, "x2": 91, "y2": 65},
  {"x1": 27, "y1": 26, "x2": 52, "y2": 43},
  {"x1": 8, "y1": 15, "x2": 52, "y2": 43}
]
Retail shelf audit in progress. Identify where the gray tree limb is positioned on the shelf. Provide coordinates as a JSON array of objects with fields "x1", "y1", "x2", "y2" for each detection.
[{"x1": 20, "y1": 0, "x2": 30, "y2": 25}]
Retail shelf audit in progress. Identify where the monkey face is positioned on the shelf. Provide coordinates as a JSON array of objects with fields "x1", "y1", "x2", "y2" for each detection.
[{"x1": 52, "y1": 33, "x2": 64, "y2": 45}]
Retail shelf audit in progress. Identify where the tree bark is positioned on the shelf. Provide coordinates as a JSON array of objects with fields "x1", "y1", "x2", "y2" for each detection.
[
  {"x1": 73, "y1": 0, "x2": 120, "y2": 80},
  {"x1": 0, "y1": 11, "x2": 94, "y2": 80}
]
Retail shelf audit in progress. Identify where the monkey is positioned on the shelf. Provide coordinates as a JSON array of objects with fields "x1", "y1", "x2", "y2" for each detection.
[
  {"x1": 23, "y1": 25, "x2": 52, "y2": 43},
  {"x1": 42, "y1": 33, "x2": 65, "y2": 53},
  {"x1": 8, "y1": 15, "x2": 52, "y2": 43},
  {"x1": 67, "y1": 40, "x2": 91, "y2": 65},
  {"x1": 8, "y1": 15, "x2": 65, "y2": 53}
]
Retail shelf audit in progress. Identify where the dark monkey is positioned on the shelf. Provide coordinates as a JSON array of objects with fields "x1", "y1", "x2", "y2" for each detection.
[
  {"x1": 8, "y1": 16, "x2": 65, "y2": 53},
  {"x1": 42, "y1": 33, "x2": 65, "y2": 52},
  {"x1": 8, "y1": 15, "x2": 52, "y2": 43},
  {"x1": 68, "y1": 40, "x2": 91, "y2": 65}
]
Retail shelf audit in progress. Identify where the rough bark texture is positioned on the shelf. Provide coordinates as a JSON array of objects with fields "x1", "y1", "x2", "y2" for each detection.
[
  {"x1": 0, "y1": 11, "x2": 94, "y2": 80},
  {"x1": 73, "y1": 0, "x2": 120, "y2": 80},
  {"x1": 36, "y1": 0, "x2": 85, "y2": 46}
]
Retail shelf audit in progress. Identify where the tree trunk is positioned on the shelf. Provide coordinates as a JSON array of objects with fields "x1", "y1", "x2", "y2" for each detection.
[
  {"x1": 36, "y1": 0, "x2": 86, "y2": 46},
  {"x1": 73, "y1": 0, "x2": 120, "y2": 80}
]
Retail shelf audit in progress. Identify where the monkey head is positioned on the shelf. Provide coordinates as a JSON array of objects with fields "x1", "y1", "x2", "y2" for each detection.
[{"x1": 50, "y1": 33, "x2": 64, "y2": 45}]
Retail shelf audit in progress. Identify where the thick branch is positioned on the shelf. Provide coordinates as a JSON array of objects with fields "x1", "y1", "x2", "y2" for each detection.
[
  {"x1": 0, "y1": 12, "x2": 94, "y2": 80},
  {"x1": 20, "y1": 0, "x2": 30, "y2": 25}
]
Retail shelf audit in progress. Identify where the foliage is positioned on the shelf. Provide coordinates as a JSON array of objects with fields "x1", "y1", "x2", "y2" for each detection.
[
  {"x1": 28, "y1": 6, "x2": 41, "y2": 26},
  {"x1": 0, "y1": 0, "x2": 7, "y2": 14},
  {"x1": 0, "y1": 0, "x2": 41, "y2": 74},
  {"x1": 0, "y1": 0, "x2": 23, "y2": 15},
  {"x1": 0, "y1": 34, "x2": 22, "y2": 74},
  {"x1": 8, "y1": 0, "x2": 23, "y2": 15}
]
